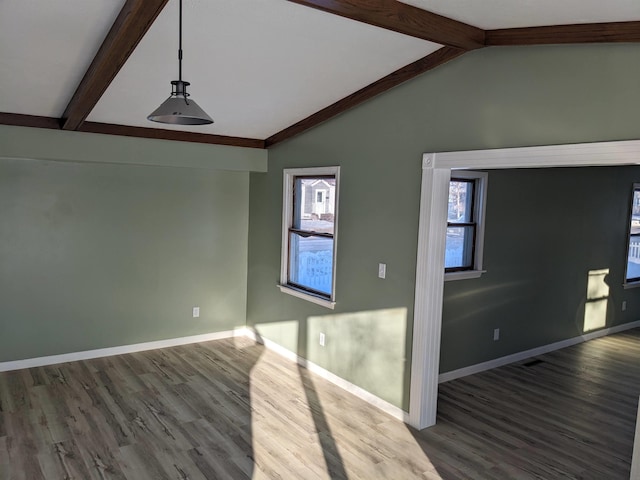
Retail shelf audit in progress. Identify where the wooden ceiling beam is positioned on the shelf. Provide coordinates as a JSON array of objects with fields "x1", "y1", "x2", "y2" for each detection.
[
  {"x1": 266, "y1": 46, "x2": 465, "y2": 147},
  {"x1": 0, "y1": 113, "x2": 265, "y2": 149},
  {"x1": 60, "y1": 0, "x2": 169, "y2": 131},
  {"x1": 486, "y1": 21, "x2": 640, "y2": 46},
  {"x1": 0, "y1": 112, "x2": 61, "y2": 130},
  {"x1": 79, "y1": 122, "x2": 266, "y2": 149},
  {"x1": 288, "y1": 0, "x2": 485, "y2": 50}
]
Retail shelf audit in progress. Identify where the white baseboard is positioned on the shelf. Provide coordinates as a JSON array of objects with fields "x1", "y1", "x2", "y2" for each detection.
[
  {"x1": 438, "y1": 320, "x2": 640, "y2": 384},
  {"x1": 0, "y1": 325, "x2": 409, "y2": 424},
  {"x1": 4, "y1": 321, "x2": 636, "y2": 426},
  {"x1": 0, "y1": 329, "x2": 239, "y2": 372},
  {"x1": 243, "y1": 328, "x2": 410, "y2": 424}
]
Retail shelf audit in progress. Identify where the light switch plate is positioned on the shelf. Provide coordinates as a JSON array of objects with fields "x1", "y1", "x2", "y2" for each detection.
[{"x1": 378, "y1": 263, "x2": 386, "y2": 279}]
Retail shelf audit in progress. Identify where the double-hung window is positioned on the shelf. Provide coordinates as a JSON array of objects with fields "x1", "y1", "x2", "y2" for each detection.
[
  {"x1": 445, "y1": 171, "x2": 487, "y2": 280},
  {"x1": 624, "y1": 183, "x2": 640, "y2": 287},
  {"x1": 279, "y1": 167, "x2": 340, "y2": 308}
]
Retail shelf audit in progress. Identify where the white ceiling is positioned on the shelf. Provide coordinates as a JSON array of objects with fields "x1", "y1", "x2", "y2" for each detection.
[
  {"x1": 0, "y1": 0, "x2": 125, "y2": 118},
  {"x1": 88, "y1": 0, "x2": 439, "y2": 139},
  {"x1": 400, "y1": 0, "x2": 640, "y2": 30},
  {"x1": 1, "y1": 0, "x2": 640, "y2": 141}
]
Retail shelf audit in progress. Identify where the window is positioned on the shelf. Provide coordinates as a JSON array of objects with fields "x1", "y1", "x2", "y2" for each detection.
[
  {"x1": 445, "y1": 171, "x2": 487, "y2": 281},
  {"x1": 279, "y1": 167, "x2": 340, "y2": 308},
  {"x1": 624, "y1": 184, "x2": 640, "y2": 286}
]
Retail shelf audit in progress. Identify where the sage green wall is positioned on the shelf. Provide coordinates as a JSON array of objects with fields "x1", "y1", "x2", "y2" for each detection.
[
  {"x1": 0, "y1": 128, "x2": 255, "y2": 362},
  {"x1": 247, "y1": 43, "x2": 640, "y2": 411},
  {"x1": 0, "y1": 125, "x2": 267, "y2": 172}
]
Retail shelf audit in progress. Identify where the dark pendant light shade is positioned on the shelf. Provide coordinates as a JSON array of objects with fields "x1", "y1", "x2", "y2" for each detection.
[
  {"x1": 148, "y1": 80, "x2": 213, "y2": 125},
  {"x1": 148, "y1": 0, "x2": 213, "y2": 125}
]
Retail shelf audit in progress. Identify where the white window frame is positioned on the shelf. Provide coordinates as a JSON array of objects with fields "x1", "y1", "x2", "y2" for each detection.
[
  {"x1": 278, "y1": 166, "x2": 340, "y2": 309},
  {"x1": 444, "y1": 170, "x2": 488, "y2": 281}
]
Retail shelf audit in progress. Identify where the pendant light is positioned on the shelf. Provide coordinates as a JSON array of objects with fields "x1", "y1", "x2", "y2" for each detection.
[{"x1": 148, "y1": 0, "x2": 213, "y2": 125}]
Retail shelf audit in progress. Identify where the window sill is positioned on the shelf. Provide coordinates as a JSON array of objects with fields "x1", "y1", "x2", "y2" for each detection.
[
  {"x1": 444, "y1": 270, "x2": 486, "y2": 282},
  {"x1": 278, "y1": 284, "x2": 336, "y2": 309},
  {"x1": 623, "y1": 281, "x2": 640, "y2": 290}
]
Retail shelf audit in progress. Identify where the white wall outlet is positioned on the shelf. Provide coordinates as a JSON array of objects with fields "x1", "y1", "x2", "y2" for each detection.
[
  {"x1": 378, "y1": 263, "x2": 386, "y2": 279},
  {"x1": 192, "y1": 306, "x2": 200, "y2": 318},
  {"x1": 493, "y1": 328, "x2": 500, "y2": 341},
  {"x1": 319, "y1": 332, "x2": 326, "y2": 346},
  {"x1": 622, "y1": 301, "x2": 627, "y2": 311}
]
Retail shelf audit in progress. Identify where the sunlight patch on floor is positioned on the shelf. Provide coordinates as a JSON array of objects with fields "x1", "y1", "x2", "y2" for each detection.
[{"x1": 249, "y1": 347, "x2": 440, "y2": 479}]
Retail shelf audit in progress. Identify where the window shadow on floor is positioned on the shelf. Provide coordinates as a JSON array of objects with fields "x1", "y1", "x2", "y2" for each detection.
[{"x1": 296, "y1": 365, "x2": 350, "y2": 480}]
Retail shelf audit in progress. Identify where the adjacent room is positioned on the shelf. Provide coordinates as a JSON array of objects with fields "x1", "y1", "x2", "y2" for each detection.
[{"x1": 2, "y1": 0, "x2": 640, "y2": 478}]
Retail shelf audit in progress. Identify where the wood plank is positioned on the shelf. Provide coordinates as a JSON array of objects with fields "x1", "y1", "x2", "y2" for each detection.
[
  {"x1": 266, "y1": 46, "x2": 465, "y2": 147},
  {"x1": 0, "y1": 437, "x2": 8, "y2": 480},
  {"x1": 3, "y1": 411, "x2": 47, "y2": 480},
  {"x1": 60, "y1": 0, "x2": 169, "y2": 131},
  {"x1": 117, "y1": 442, "x2": 173, "y2": 480},
  {"x1": 486, "y1": 21, "x2": 640, "y2": 46},
  {"x1": 186, "y1": 442, "x2": 249, "y2": 480},
  {"x1": 289, "y1": 0, "x2": 485, "y2": 50}
]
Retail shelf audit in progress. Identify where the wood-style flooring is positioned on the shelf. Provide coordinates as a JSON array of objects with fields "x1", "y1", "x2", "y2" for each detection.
[{"x1": 1, "y1": 328, "x2": 639, "y2": 479}]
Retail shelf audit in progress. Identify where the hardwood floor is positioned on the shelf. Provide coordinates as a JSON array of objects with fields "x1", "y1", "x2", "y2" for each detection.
[{"x1": 1, "y1": 329, "x2": 639, "y2": 479}]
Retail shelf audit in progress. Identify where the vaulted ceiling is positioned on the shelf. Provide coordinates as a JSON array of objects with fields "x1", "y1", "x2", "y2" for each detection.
[{"x1": 1, "y1": 0, "x2": 639, "y2": 149}]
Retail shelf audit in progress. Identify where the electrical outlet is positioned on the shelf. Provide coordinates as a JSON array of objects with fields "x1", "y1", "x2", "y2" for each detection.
[
  {"x1": 622, "y1": 301, "x2": 627, "y2": 311},
  {"x1": 493, "y1": 328, "x2": 500, "y2": 341},
  {"x1": 378, "y1": 263, "x2": 386, "y2": 279},
  {"x1": 319, "y1": 332, "x2": 326, "y2": 347},
  {"x1": 192, "y1": 306, "x2": 200, "y2": 318}
]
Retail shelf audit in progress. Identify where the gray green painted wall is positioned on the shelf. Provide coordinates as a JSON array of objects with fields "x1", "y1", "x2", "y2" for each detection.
[
  {"x1": 0, "y1": 128, "x2": 254, "y2": 362},
  {"x1": 247, "y1": 43, "x2": 640, "y2": 411},
  {"x1": 0, "y1": 125, "x2": 267, "y2": 172}
]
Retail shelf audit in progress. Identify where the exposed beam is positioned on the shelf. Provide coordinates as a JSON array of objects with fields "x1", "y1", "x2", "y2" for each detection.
[
  {"x1": 288, "y1": 0, "x2": 484, "y2": 50},
  {"x1": 80, "y1": 122, "x2": 266, "y2": 149},
  {"x1": 266, "y1": 46, "x2": 465, "y2": 147},
  {"x1": 60, "y1": 0, "x2": 169, "y2": 131},
  {"x1": 0, "y1": 113, "x2": 265, "y2": 149},
  {"x1": 486, "y1": 21, "x2": 640, "y2": 46},
  {"x1": 0, "y1": 112, "x2": 61, "y2": 130}
]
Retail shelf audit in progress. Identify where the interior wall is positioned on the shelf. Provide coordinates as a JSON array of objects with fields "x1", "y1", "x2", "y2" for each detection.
[
  {"x1": 247, "y1": 43, "x2": 640, "y2": 411},
  {"x1": 441, "y1": 165, "x2": 640, "y2": 372},
  {"x1": 0, "y1": 130, "x2": 254, "y2": 363}
]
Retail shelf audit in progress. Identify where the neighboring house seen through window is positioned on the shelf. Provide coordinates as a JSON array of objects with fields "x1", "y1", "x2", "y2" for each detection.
[
  {"x1": 445, "y1": 171, "x2": 487, "y2": 281},
  {"x1": 279, "y1": 167, "x2": 340, "y2": 308},
  {"x1": 625, "y1": 184, "x2": 640, "y2": 286}
]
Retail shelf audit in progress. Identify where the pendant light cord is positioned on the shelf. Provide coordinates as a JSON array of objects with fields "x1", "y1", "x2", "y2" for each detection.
[
  {"x1": 178, "y1": 0, "x2": 183, "y2": 82},
  {"x1": 177, "y1": 0, "x2": 190, "y2": 104}
]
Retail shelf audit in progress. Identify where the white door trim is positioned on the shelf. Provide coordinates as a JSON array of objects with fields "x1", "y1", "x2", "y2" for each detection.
[
  {"x1": 409, "y1": 155, "x2": 450, "y2": 428},
  {"x1": 410, "y1": 138, "x2": 640, "y2": 430}
]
